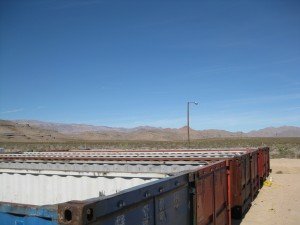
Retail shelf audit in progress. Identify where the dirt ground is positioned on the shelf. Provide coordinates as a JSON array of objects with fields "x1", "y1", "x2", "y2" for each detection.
[{"x1": 233, "y1": 159, "x2": 300, "y2": 225}]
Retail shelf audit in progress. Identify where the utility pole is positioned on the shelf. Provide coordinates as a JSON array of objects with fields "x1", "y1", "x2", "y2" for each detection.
[{"x1": 187, "y1": 101, "x2": 198, "y2": 148}]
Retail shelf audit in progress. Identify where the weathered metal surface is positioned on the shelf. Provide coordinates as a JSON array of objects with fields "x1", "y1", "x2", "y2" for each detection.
[
  {"x1": 193, "y1": 161, "x2": 229, "y2": 225},
  {"x1": 0, "y1": 151, "x2": 245, "y2": 162},
  {"x1": 0, "y1": 170, "x2": 161, "y2": 205},
  {"x1": 0, "y1": 160, "x2": 206, "y2": 174},
  {"x1": 0, "y1": 212, "x2": 56, "y2": 225},
  {"x1": 267, "y1": 149, "x2": 271, "y2": 176},
  {"x1": 0, "y1": 155, "x2": 235, "y2": 162},
  {"x1": 20, "y1": 151, "x2": 245, "y2": 156},
  {"x1": 214, "y1": 164, "x2": 228, "y2": 225},
  {"x1": 195, "y1": 166, "x2": 214, "y2": 225},
  {"x1": 56, "y1": 161, "x2": 228, "y2": 225},
  {"x1": 0, "y1": 148, "x2": 270, "y2": 225},
  {"x1": 66, "y1": 148, "x2": 256, "y2": 219},
  {"x1": 0, "y1": 148, "x2": 263, "y2": 218},
  {"x1": 249, "y1": 150, "x2": 259, "y2": 200},
  {"x1": 223, "y1": 155, "x2": 251, "y2": 219},
  {"x1": 69, "y1": 148, "x2": 255, "y2": 153},
  {"x1": 257, "y1": 147, "x2": 270, "y2": 183},
  {"x1": 0, "y1": 202, "x2": 58, "y2": 225},
  {"x1": 0, "y1": 161, "x2": 207, "y2": 205},
  {"x1": 57, "y1": 172, "x2": 192, "y2": 225}
]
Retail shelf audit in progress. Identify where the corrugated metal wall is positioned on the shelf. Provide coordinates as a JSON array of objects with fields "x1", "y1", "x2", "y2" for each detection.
[
  {"x1": 0, "y1": 171, "x2": 159, "y2": 205},
  {"x1": 0, "y1": 159, "x2": 206, "y2": 205}
]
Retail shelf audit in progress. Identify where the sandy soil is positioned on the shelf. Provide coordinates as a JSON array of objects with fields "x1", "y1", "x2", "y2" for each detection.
[{"x1": 233, "y1": 159, "x2": 300, "y2": 225}]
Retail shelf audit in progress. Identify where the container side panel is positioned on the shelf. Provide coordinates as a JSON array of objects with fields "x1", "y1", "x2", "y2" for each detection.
[
  {"x1": 245, "y1": 156, "x2": 251, "y2": 184},
  {"x1": 234, "y1": 158, "x2": 245, "y2": 207},
  {"x1": 258, "y1": 149, "x2": 265, "y2": 181},
  {"x1": 215, "y1": 209, "x2": 228, "y2": 225},
  {"x1": 95, "y1": 199, "x2": 155, "y2": 225},
  {"x1": 214, "y1": 167, "x2": 228, "y2": 225},
  {"x1": 266, "y1": 148, "x2": 271, "y2": 176},
  {"x1": 0, "y1": 172, "x2": 157, "y2": 205},
  {"x1": 245, "y1": 155, "x2": 251, "y2": 204},
  {"x1": 155, "y1": 186, "x2": 190, "y2": 225},
  {"x1": 0, "y1": 212, "x2": 57, "y2": 225},
  {"x1": 196, "y1": 173, "x2": 214, "y2": 225},
  {"x1": 250, "y1": 152, "x2": 259, "y2": 199},
  {"x1": 57, "y1": 174, "x2": 190, "y2": 225},
  {"x1": 240, "y1": 158, "x2": 246, "y2": 188},
  {"x1": 229, "y1": 160, "x2": 238, "y2": 208}
]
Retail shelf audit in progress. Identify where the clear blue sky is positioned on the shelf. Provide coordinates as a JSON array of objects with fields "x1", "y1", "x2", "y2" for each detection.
[{"x1": 0, "y1": 0, "x2": 300, "y2": 131}]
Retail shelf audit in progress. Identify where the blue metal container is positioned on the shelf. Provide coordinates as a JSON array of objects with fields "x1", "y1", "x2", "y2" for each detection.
[{"x1": 0, "y1": 203, "x2": 58, "y2": 225}]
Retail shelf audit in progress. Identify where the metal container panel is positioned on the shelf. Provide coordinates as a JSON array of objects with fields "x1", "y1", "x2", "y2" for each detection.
[
  {"x1": 214, "y1": 166, "x2": 228, "y2": 225},
  {"x1": 0, "y1": 151, "x2": 244, "y2": 161},
  {"x1": 244, "y1": 155, "x2": 251, "y2": 207},
  {"x1": 229, "y1": 155, "x2": 252, "y2": 219},
  {"x1": 0, "y1": 148, "x2": 254, "y2": 219},
  {"x1": 0, "y1": 203, "x2": 58, "y2": 225},
  {"x1": 0, "y1": 212, "x2": 56, "y2": 225},
  {"x1": 0, "y1": 160, "x2": 205, "y2": 175},
  {"x1": 258, "y1": 148, "x2": 267, "y2": 182},
  {"x1": 0, "y1": 160, "x2": 233, "y2": 225},
  {"x1": 249, "y1": 150, "x2": 259, "y2": 199},
  {"x1": 194, "y1": 161, "x2": 229, "y2": 225},
  {"x1": 0, "y1": 160, "x2": 207, "y2": 205},
  {"x1": 57, "y1": 171, "x2": 192, "y2": 225},
  {"x1": 264, "y1": 147, "x2": 271, "y2": 177},
  {"x1": 0, "y1": 148, "x2": 270, "y2": 225},
  {"x1": 195, "y1": 170, "x2": 214, "y2": 225},
  {"x1": 0, "y1": 170, "x2": 160, "y2": 205}
]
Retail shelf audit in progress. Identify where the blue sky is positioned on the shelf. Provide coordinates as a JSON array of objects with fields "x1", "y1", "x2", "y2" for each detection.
[{"x1": 0, "y1": 0, "x2": 300, "y2": 131}]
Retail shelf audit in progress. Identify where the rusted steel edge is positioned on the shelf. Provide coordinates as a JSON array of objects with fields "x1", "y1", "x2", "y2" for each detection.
[{"x1": 226, "y1": 160, "x2": 232, "y2": 225}]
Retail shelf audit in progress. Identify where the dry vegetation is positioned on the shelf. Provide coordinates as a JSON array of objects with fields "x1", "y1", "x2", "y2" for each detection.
[{"x1": 1, "y1": 137, "x2": 300, "y2": 158}]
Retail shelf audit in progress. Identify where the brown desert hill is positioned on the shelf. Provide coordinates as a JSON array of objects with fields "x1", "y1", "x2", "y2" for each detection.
[
  {"x1": 76, "y1": 128, "x2": 184, "y2": 141},
  {"x1": 1, "y1": 119, "x2": 300, "y2": 142},
  {"x1": 67, "y1": 126, "x2": 245, "y2": 141},
  {"x1": 14, "y1": 120, "x2": 125, "y2": 134},
  {"x1": 247, "y1": 126, "x2": 300, "y2": 137},
  {"x1": 178, "y1": 126, "x2": 244, "y2": 139},
  {"x1": 2, "y1": 120, "x2": 245, "y2": 141},
  {"x1": 0, "y1": 120, "x2": 69, "y2": 142}
]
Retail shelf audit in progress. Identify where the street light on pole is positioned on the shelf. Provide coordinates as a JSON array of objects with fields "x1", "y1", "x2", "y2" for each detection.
[{"x1": 187, "y1": 101, "x2": 198, "y2": 148}]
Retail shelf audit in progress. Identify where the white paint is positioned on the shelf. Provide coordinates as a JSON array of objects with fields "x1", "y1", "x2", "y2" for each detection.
[
  {"x1": 0, "y1": 170, "x2": 159, "y2": 205},
  {"x1": 0, "y1": 152, "x2": 212, "y2": 206},
  {"x1": 0, "y1": 169, "x2": 168, "y2": 179}
]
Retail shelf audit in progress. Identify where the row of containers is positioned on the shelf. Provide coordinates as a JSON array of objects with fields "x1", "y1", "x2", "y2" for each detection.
[{"x1": 0, "y1": 147, "x2": 271, "y2": 225}]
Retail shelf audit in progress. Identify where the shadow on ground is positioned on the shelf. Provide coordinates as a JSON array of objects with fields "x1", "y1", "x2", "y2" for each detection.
[{"x1": 232, "y1": 219, "x2": 242, "y2": 225}]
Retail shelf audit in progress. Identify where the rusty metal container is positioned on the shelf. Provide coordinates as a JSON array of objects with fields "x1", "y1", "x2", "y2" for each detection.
[
  {"x1": 56, "y1": 160, "x2": 229, "y2": 225},
  {"x1": 61, "y1": 148, "x2": 263, "y2": 219},
  {"x1": 257, "y1": 147, "x2": 271, "y2": 184},
  {"x1": 0, "y1": 147, "x2": 270, "y2": 224},
  {"x1": 0, "y1": 152, "x2": 229, "y2": 225}
]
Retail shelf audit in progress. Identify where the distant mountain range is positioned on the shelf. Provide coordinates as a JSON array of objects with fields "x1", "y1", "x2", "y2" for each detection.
[{"x1": 0, "y1": 119, "x2": 300, "y2": 142}]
